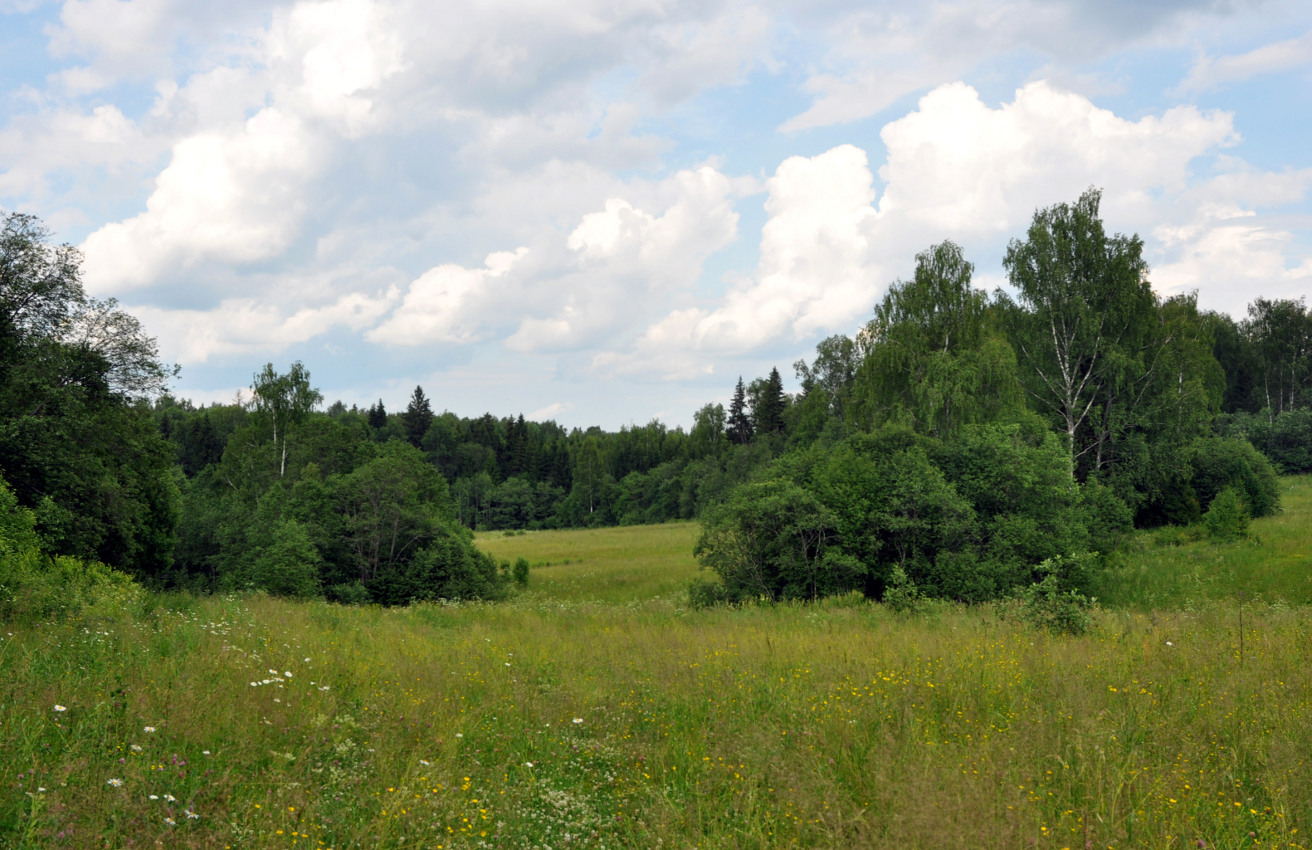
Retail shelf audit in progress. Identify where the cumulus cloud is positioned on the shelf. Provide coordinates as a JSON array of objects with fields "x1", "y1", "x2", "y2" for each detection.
[
  {"x1": 369, "y1": 165, "x2": 739, "y2": 354},
  {"x1": 135, "y1": 285, "x2": 399, "y2": 364},
  {"x1": 0, "y1": 104, "x2": 155, "y2": 197},
  {"x1": 602, "y1": 79, "x2": 1268, "y2": 379},
  {"x1": 81, "y1": 108, "x2": 328, "y2": 293},
  {"x1": 876, "y1": 81, "x2": 1238, "y2": 234},
  {"x1": 367, "y1": 248, "x2": 529, "y2": 346}
]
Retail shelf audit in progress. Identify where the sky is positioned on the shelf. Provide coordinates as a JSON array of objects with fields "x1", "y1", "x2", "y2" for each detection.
[{"x1": 2, "y1": 0, "x2": 1311, "y2": 429}]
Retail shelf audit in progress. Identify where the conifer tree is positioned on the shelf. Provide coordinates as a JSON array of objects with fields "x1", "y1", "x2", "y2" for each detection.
[
  {"x1": 727, "y1": 377, "x2": 754, "y2": 444},
  {"x1": 403, "y1": 385, "x2": 434, "y2": 448},
  {"x1": 756, "y1": 367, "x2": 786, "y2": 435},
  {"x1": 367, "y1": 399, "x2": 388, "y2": 431}
]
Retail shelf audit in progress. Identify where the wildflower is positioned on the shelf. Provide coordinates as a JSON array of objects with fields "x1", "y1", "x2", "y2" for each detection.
[
  {"x1": 165, "y1": 794, "x2": 176, "y2": 802},
  {"x1": 1166, "y1": 641, "x2": 1174, "y2": 646},
  {"x1": 53, "y1": 705, "x2": 67, "y2": 712},
  {"x1": 419, "y1": 759, "x2": 430, "y2": 766},
  {"x1": 143, "y1": 726, "x2": 156, "y2": 733},
  {"x1": 573, "y1": 718, "x2": 583, "y2": 724},
  {"x1": 455, "y1": 733, "x2": 463, "y2": 738},
  {"x1": 131, "y1": 744, "x2": 142, "y2": 752},
  {"x1": 107, "y1": 778, "x2": 123, "y2": 787},
  {"x1": 525, "y1": 762, "x2": 534, "y2": 768},
  {"x1": 37, "y1": 787, "x2": 46, "y2": 793},
  {"x1": 284, "y1": 671, "x2": 292, "y2": 678},
  {"x1": 202, "y1": 750, "x2": 211, "y2": 755},
  {"x1": 164, "y1": 817, "x2": 176, "y2": 826},
  {"x1": 149, "y1": 795, "x2": 159, "y2": 800},
  {"x1": 185, "y1": 810, "x2": 199, "y2": 820}
]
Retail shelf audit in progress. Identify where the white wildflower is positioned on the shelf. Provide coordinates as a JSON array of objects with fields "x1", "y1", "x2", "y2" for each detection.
[
  {"x1": 53, "y1": 705, "x2": 67, "y2": 712},
  {"x1": 107, "y1": 778, "x2": 123, "y2": 787}
]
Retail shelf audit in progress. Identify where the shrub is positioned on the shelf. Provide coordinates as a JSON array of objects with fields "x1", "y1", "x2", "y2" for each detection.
[
  {"x1": 1189, "y1": 436, "x2": 1280, "y2": 518},
  {"x1": 882, "y1": 565, "x2": 924, "y2": 614},
  {"x1": 687, "y1": 576, "x2": 742, "y2": 609},
  {"x1": 1203, "y1": 486, "x2": 1251, "y2": 541},
  {"x1": 513, "y1": 556, "x2": 530, "y2": 587},
  {"x1": 1, "y1": 476, "x2": 144, "y2": 622},
  {"x1": 1018, "y1": 555, "x2": 1095, "y2": 636}
]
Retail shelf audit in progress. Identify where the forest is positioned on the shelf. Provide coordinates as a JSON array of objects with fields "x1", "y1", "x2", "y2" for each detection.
[{"x1": 3, "y1": 189, "x2": 1311, "y2": 609}]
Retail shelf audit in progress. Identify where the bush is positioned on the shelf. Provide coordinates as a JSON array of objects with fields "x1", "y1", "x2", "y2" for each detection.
[
  {"x1": 1018, "y1": 555, "x2": 1095, "y2": 636},
  {"x1": 1, "y1": 476, "x2": 144, "y2": 622},
  {"x1": 687, "y1": 576, "x2": 742, "y2": 609},
  {"x1": 881, "y1": 565, "x2": 924, "y2": 614},
  {"x1": 513, "y1": 556, "x2": 530, "y2": 587},
  {"x1": 1189, "y1": 436, "x2": 1280, "y2": 518},
  {"x1": 1203, "y1": 486, "x2": 1251, "y2": 541},
  {"x1": 326, "y1": 582, "x2": 371, "y2": 605}
]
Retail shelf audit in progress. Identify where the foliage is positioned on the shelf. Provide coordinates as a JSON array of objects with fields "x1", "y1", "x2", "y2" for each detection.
[
  {"x1": 880, "y1": 565, "x2": 925, "y2": 614},
  {"x1": 694, "y1": 478, "x2": 861, "y2": 601},
  {"x1": 1187, "y1": 436, "x2": 1280, "y2": 518},
  {"x1": 1203, "y1": 485, "x2": 1251, "y2": 541},
  {"x1": 0, "y1": 210, "x2": 179, "y2": 579},
  {"x1": 849, "y1": 241, "x2": 1022, "y2": 437},
  {"x1": 1216, "y1": 407, "x2": 1312, "y2": 474},
  {"x1": 1017, "y1": 555, "x2": 1096, "y2": 635},
  {"x1": 0, "y1": 474, "x2": 144, "y2": 623}
]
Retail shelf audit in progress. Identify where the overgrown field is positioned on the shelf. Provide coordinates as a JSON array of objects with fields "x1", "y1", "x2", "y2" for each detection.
[{"x1": 3, "y1": 484, "x2": 1311, "y2": 848}]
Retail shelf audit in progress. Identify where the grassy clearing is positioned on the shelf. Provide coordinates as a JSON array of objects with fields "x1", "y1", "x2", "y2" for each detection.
[
  {"x1": 2, "y1": 482, "x2": 1311, "y2": 848},
  {"x1": 476, "y1": 522, "x2": 702, "y2": 603},
  {"x1": 1097, "y1": 476, "x2": 1312, "y2": 610}
]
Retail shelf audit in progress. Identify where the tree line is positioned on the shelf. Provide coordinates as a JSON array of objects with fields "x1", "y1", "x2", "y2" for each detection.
[{"x1": 3, "y1": 193, "x2": 1311, "y2": 607}]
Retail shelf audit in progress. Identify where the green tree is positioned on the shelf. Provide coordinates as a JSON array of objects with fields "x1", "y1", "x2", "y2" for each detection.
[
  {"x1": 750, "y1": 367, "x2": 787, "y2": 437},
  {"x1": 1002, "y1": 188, "x2": 1188, "y2": 480},
  {"x1": 0, "y1": 211, "x2": 179, "y2": 578},
  {"x1": 695, "y1": 478, "x2": 862, "y2": 601},
  {"x1": 403, "y1": 385, "x2": 434, "y2": 448},
  {"x1": 251, "y1": 362, "x2": 322, "y2": 478},
  {"x1": 367, "y1": 399, "x2": 388, "y2": 432},
  {"x1": 1243, "y1": 297, "x2": 1311, "y2": 417},
  {"x1": 850, "y1": 241, "x2": 1020, "y2": 438},
  {"x1": 726, "y1": 377, "x2": 753, "y2": 444}
]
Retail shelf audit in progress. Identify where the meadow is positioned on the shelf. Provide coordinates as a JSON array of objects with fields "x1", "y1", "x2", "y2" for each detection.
[{"x1": 2, "y1": 482, "x2": 1311, "y2": 848}]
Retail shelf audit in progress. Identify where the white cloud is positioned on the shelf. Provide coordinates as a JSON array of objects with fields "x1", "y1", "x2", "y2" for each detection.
[
  {"x1": 527, "y1": 401, "x2": 574, "y2": 420},
  {"x1": 135, "y1": 285, "x2": 398, "y2": 364},
  {"x1": 80, "y1": 108, "x2": 328, "y2": 293},
  {"x1": 266, "y1": 0, "x2": 405, "y2": 136},
  {"x1": 778, "y1": 0, "x2": 1251, "y2": 130},
  {"x1": 1179, "y1": 29, "x2": 1312, "y2": 92},
  {"x1": 1152, "y1": 206, "x2": 1312, "y2": 316},
  {"x1": 876, "y1": 81, "x2": 1238, "y2": 234},
  {"x1": 367, "y1": 248, "x2": 529, "y2": 345},
  {"x1": 0, "y1": 104, "x2": 154, "y2": 197},
  {"x1": 605, "y1": 79, "x2": 1264, "y2": 379}
]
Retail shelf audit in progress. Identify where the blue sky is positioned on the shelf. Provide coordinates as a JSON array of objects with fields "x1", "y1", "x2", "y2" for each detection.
[{"x1": 3, "y1": 0, "x2": 1311, "y2": 428}]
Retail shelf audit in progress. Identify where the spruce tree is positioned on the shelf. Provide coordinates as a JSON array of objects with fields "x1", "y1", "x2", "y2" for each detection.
[
  {"x1": 367, "y1": 399, "x2": 388, "y2": 431},
  {"x1": 403, "y1": 385, "x2": 434, "y2": 448},
  {"x1": 727, "y1": 377, "x2": 754, "y2": 444},
  {"x1": 759, "y1": 367, "x2": 786, "y2": 435}
]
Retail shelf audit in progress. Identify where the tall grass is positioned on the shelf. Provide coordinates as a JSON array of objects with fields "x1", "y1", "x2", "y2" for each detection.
[
  {"x1": 2, "y1": 482, "x2": 1310, "y2": 848},
  {"x1": 1096, "y1": 476, "x2": 1312, "y2": 610}
]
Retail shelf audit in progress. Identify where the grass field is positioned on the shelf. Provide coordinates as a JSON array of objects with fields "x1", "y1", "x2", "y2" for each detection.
[
  {"x1": 475, "y1": 522, "x2": 702, "y2": 604},
  {"x1": 2, "y1": 483, "x2": 1311, "y2": 848}
]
